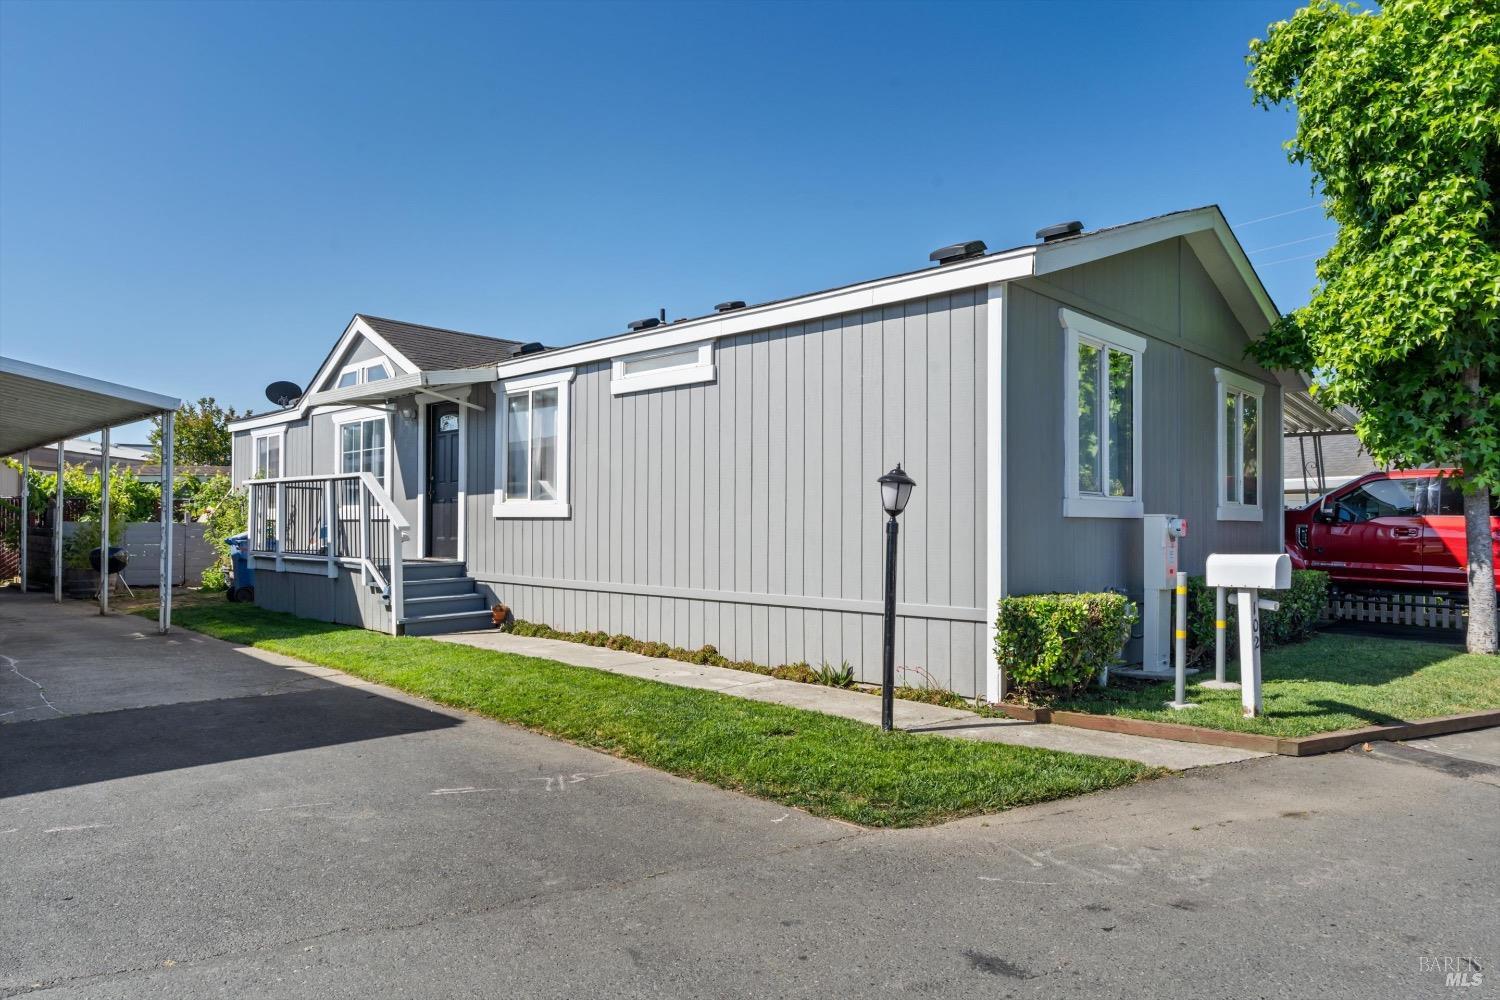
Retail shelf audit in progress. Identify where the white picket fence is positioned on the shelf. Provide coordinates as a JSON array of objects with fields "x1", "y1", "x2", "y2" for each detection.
[{"x1": 1321, "y1": 591, "x2": 1468, "y2": 630}]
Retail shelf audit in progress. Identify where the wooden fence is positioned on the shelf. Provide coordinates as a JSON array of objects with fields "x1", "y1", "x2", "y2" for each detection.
[{"x1": 1321, "y1": 592, "x2": 1468, "y2": 630}]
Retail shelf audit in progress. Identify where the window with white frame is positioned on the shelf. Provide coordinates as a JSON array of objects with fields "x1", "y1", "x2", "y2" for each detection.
[
  {"x1": 494, "y1": 369, "x2": 574, "y2": 518},
  {"x1": 338, "y1": 415, "x2": 387, "y2": 486},
  {"x1": 335, "y1": 358, "x2": 391, "y2": 389},
  {"x1": 250, "y1": 430, "x2": 283, "y2": 481},
  {"x1": 610, "y1": 340, "x2": 715, "y2": 395},
  {"x1": 1060, "y1": 308, "x2": 1146, "y2": 518},
  {"x1": 1215, "y1": 368, "x2": 1264, "y2": 521}
]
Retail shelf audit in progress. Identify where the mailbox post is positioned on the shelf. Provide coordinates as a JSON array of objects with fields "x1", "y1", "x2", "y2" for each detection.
[{"x1": 1204, "y1": 553, "x2": 1290, "y2": 718}]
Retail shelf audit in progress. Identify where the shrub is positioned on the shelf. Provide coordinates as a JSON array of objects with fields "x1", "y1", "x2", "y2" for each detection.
[
  {"x1": 200, "y1": 484, "x2": 247, "y2": 591},
  {"x1": 995, "y1": 592, "x2": 1136, "y2": 697},
  {"x1": 771, "y1": 662, "x2": 818, "y2": 684},
  {"x1": 1186, "y1": 570, "x2": 1328, "y2": 662}
]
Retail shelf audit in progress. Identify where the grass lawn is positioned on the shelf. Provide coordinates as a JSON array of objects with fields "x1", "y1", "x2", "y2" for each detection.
[
  {"x1": 144, "y1": 602, "x2": 1158, "y2": 827},
  {"x1": 1054, "y1": 632, "x2": 1500, "y2": 738}
]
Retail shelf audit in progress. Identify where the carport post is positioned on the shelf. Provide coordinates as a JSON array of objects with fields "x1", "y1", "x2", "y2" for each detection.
[
  {"x1": 53, "y1": 441, "x2": 64, "y2": 603},
  {"x1": 99, "y1": 427, "x2": 110, "y2": 615},
  {"x1": 18, "y1": 453, "x2": 28, "y2": 593},
  {"x1": 157, "y1": 410, "x2": 174, "y2": 633}
]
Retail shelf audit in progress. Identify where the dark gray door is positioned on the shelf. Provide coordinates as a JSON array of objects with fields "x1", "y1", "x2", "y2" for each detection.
[{"x1": 427, "y1": 403, "x2": 460, "y2": 559}]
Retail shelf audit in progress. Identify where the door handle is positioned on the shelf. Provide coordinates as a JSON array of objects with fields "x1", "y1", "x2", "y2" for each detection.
[{"x1": 1393, "y1": 527, "x2": 1420, "y2": 537}]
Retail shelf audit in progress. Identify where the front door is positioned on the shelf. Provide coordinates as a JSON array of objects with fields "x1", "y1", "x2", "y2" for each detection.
[{"x1": 426, "y1": 403, "x2": 460, "y2": 559}]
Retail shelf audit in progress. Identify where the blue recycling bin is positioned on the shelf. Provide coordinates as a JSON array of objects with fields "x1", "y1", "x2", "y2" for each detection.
[{"x1": 225, "y1": 534, "x2": 255, "y2": 603}]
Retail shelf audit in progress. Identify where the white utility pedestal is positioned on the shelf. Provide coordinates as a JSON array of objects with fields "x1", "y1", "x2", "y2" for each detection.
[
  {"x1": 1138, "y1": 515, "x2": 1188, "y2": 677},
  {"x1": 1204, "y1": 553, "x2": 1290, "y2": 718}
]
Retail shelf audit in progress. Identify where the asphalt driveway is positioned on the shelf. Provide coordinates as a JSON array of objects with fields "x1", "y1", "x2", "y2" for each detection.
[{"x1": 2, "y1": 593, "x2": 1496, "y2": 999}]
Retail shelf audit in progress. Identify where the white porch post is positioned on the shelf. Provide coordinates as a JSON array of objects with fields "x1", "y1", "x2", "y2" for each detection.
[
  {"x1": 53, "y1": 441, "x2": 64, "y2": 603},
  {"x1": 18, "y1": 453, "x2": 28, "y2": 593},
  {"x1": 158, "y1": 410, "x2": 174, "y2": 634},
  {"x1": 457, "y1": 401, "x2": 467, "y2": 559},
  {"x1": 984, "y1": 281, "x2": 1007, "y2": 703},
  {"x1": 323, "y1": 480, "x2": 337, "y2": 578},
  {"x1": 99, "y1": 427, "x2": 110, "y2": 614}
]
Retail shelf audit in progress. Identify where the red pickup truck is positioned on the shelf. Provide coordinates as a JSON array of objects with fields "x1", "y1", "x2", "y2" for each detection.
[{"x1": 1284, "y1": 469, "x2": 1500, "y2": 592}]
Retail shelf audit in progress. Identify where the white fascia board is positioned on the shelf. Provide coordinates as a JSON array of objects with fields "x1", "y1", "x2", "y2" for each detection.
[
  {"x1": 493, "y1": 249, "x2": 1036, "y2": 379},
  {"x1": 234, "y1": 368, "x2": 493, "y2": 430},
  {"x1": 229, "y1": 316, "x2": 421, "y2": 433},
  {"x1": 1036, "y1": 207, "x2": 1282, "y2": 334},
  {"x1": 1, "y1": 356, "x2": 181, "y2": 413}
]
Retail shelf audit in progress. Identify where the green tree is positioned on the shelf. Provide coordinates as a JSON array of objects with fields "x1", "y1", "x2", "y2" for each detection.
[
  {"x1": 1247, "y1": 0, "x2": 1500, "y2": 653},
  {"x1": 150, "y1": 396, "x2": 246, "y2": 466}
]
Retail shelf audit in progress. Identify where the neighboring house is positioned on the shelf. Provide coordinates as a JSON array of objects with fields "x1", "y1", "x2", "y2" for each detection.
[
  {"x1": 1282, "y1": 430, "x2": 1381, "y2": 508},
  {"x1": 0, "y1": 438, "x2": 154, "y2": 494},
  {"x1": 229, "y1": 205, "x2": 1295, "y2": 700}
]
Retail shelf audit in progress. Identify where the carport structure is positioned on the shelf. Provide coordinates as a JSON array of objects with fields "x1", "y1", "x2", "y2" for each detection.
[{"x1": 1, "y1": 356, "x2": 182, "y2": 630}]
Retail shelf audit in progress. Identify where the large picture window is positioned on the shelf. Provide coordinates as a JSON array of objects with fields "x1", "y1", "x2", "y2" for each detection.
[
  {"x1": 338, "y1": 415, "x2": 387, "y2": 486},
  {"x1": 1215, "y1": 368, "x2": 1264, "y2": 521},
  {"x1": 1060, "y1": 309, "x2": 1145, "y2": 518},
  {"x1": 494, "y1": 368, "x2": 573, "y2": 518}
]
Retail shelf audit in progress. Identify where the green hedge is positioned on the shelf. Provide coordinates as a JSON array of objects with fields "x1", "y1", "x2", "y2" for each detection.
[
  {"x1": 1186, "y1": 569, "x2": 1328, "y2": 663},
  {"x1": 995, "y1": 592, "x2": 1136, "y2": 697}
]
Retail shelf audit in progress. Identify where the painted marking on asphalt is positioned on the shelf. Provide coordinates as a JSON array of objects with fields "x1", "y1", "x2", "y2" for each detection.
[
  {"x1": 43, "y1": 823, "x2": 112, "y2": 834},
  {"x1": 978, "y1": 877, "x2": 1059, "y2": 885},
  {"x1": 771, "y1": 814, "x2": 791, "y2": 823},
  {"x1": 255, "y1": 802, "x2": 334, "y2": 812},
  {"x1": 531, "y1": 767, "x2": 638, "y2": 792},
  {"x1": 429, "y1": 787, "x2": 499, "y2": 796}
]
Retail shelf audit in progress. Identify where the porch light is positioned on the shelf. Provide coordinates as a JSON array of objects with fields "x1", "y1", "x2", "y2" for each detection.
[
  {"x1": 878, "y1": 464, "x2": 915, "y2": 518},
  {"x1": 876, "y1": 463, "x2": 916, "y2": 731}
]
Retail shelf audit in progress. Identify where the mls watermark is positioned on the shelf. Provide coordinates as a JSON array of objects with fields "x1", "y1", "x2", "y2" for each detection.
[{"x1": 1419, "y1": 955, "x2": 1486, "y2": 989}]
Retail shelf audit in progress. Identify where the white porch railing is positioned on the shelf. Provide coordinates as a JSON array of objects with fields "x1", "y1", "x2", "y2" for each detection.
[{"x1": 246, "y1": 473, "x2": 410, "y2": 635}]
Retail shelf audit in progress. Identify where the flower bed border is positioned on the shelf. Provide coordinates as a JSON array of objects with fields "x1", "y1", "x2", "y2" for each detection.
[{"x1": 994, "y1": 703, "x2": 1500, "y2": 756}]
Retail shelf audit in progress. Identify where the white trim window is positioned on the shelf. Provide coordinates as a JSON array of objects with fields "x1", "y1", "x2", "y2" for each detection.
[
  {"x1": 1060, "y1": 308, "x2": 1146, "y2": 519},
  {"x1": 334, "y1": 411, "x2": 389, "y2": 487},
  {"x1": 494, "y1": 368, "x2": 574, "y2": 518},
  {"x1": 610, "y1": 339, "x2": 715, "y2": 395},
  {"x1": 1215, "y1": 368, "x2": 1264, "y2": 521},
  {"x1": 335, "y1": 358, "x2": 392, "y2": 389},
  {"x1": 248, "y1": 427, "x2": 285, "y2": 483}
]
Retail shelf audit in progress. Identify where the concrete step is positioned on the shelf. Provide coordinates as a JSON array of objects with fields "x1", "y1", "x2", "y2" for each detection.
[
  {"x1": 403, "y1": 592, "x2": 486, "y2": 617},
  {"x1": 402, "y1": 560, "x2": 468, "y2": 582},
  {"x1": 401, "y1": 576, "x2": 478, "y2": 598},
  {"x1": 401, "y1": 607, "x2": 495, "y2": 637}
]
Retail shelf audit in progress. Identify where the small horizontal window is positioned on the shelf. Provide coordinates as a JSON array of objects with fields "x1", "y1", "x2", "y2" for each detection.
[{"x1": 611, "y1": 340, "x2": 715, "y2": 395}]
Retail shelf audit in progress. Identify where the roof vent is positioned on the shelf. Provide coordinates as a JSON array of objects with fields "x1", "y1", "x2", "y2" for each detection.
[
  {"x1": 715, "y1": 300, "x2": 746, "y2": 313},
  {"x1": 627, "y1": 317, "x2": 661, "y2": 332},
  {"x1": 1036, "y1": 220, "x2": 1084, "y2": 243},
  {"x1": 929, "y1": 240, "x2": 987, "y2": 265},
  {"x1": 518, "y1": 342, "x2": 546, "y2": 355}
]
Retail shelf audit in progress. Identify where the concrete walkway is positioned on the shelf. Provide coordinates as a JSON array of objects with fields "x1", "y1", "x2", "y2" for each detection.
[{"x1": 433, "y1": 630, "x2": 1264, "y2": 770}]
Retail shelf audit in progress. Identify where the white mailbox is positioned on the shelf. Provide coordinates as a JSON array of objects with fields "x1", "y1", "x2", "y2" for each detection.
[
  {"x1": 1203, "y1": 551, "x2": 1290, "y2": 718},
  {"x1": 1204, "y1": 553, "x2": 1290, "y2": 591}
]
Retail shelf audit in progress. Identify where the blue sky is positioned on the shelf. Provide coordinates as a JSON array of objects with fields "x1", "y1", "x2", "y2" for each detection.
[{"x1": 0, "y1": 0, "x2": 1331, "y2": 438}]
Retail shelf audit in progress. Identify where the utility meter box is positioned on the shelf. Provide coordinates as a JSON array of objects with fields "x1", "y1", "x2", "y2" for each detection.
[
  {"x1": 1140, "y1": 515, "x2": 1188, "y2": 674},
  {"x1": 1205, "y1": 553, "x2": 1290, "y2": 591}
]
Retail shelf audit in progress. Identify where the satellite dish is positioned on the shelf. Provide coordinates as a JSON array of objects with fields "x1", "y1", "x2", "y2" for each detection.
[{"x1": 265, "y1": 381, "x2": 303, "y2": 407}]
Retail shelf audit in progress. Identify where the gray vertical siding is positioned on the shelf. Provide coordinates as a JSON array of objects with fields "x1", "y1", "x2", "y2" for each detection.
[
  {"x1": 464, "y1": 291, "x2": 991, "y2": 695},
  {"x1": 1005, "y1": 237, "x2": 1283, "y2": 602}
]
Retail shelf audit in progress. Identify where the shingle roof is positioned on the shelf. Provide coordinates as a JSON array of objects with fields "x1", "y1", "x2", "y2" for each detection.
[{"x1": 359, "y1": 315, "x2": 528, "y2": 371}]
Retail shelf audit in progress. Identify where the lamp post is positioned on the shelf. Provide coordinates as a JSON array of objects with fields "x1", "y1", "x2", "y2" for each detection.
[{"x1": 876, "y1": 463, "x2": 916, "y2": 732}]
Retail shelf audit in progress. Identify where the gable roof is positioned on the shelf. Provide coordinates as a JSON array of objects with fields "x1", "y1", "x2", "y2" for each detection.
[{"x1": 358, "y1": 315, "x2": 527, "y2": 370}]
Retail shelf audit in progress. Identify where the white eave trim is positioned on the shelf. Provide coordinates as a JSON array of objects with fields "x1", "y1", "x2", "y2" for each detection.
[
  {"x1": 1034, "y1": 206, "x2": 1281, "y2": 334},
  {"x1": 494, "y1": 249, "x2": 1037, "y2": 378},
  {"x1": 227, "y1": 315, "x2": 420, "y2": 431},
  {"x1": 232, "y1": 367, "x2": 495, "y2": 430}
]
